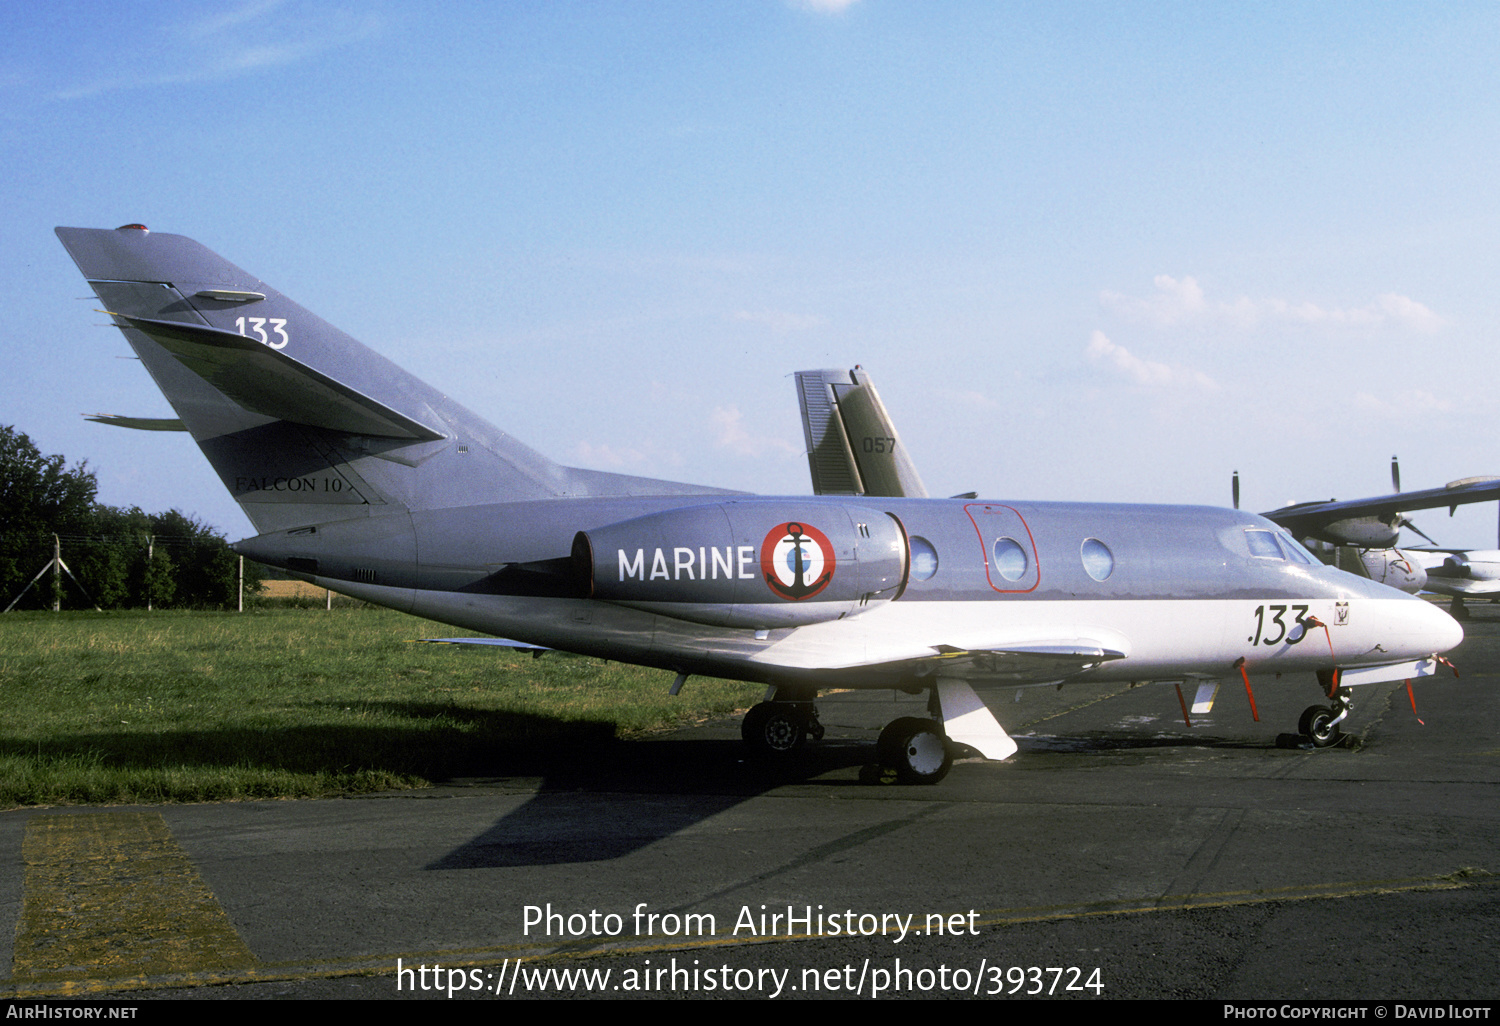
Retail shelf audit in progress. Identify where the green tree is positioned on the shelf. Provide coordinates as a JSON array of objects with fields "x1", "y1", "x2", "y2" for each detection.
[
  {"x1": 1, "y1": 427, "x2": 262, "y2": 610},
  {"x1": 141, "y1": 544, "x2": 176, "y2": 609},
  {"x1": 145, "y1": 509, "x2": 259, "y2": 608},
  {"x1": 0, "y1": 427, "x2": 98, "y2": 608}
]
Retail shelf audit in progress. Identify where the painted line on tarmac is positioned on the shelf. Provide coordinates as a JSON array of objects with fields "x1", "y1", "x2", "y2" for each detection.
[
  {"x1": 4, "y1": 860, "x2": 1492, "y2": 997},
  {"x1": 7, "y1": 811, "x2": 256, "y2": 996},
  {"x1": 968, "y1": 868, "x2": 1497, "y2": 925}
]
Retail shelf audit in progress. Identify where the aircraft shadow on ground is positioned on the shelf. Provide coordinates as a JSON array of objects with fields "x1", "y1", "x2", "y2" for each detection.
[
  {"x1": 423, "y1": 737, "x2": 882, "y2": 869},
  {"x1": 7, "y1": 697, "x2": 1310, "y2": 868},
  {"x1": 6, "y1": 693, "x2": 882, "y2": 868},
  {"x1": 1014, "y1": 732, "x2": 1288, "y2": 753},
  {"x1": 424, "y1": 719, "x2": 1308, "y2": 869}
]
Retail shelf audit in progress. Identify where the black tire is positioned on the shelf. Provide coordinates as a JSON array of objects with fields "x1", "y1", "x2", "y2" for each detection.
[
  {"x1": 876, "y1": 717, "x2": 952, "y2": 784},
  {"x1": 741, "y1": 702, "x2": 806, "y2": 755},
  {"x1": 1298, "y1": 705, "x2": 1342, "y2": 748}
]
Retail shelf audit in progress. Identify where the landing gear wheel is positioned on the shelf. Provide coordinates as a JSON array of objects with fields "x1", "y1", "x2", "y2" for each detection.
[
  {"x1": 1298, "y1": 705, "x2": 1343, "y2": 748},
  {"x1": 877, "y1": 717, "x2": 953, "y2": 785},
  {"x1": 742, "y1": 702, "x2": 807, "y2": 756}
]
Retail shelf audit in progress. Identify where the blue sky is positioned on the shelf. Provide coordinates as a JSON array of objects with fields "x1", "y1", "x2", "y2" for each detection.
[{"x1": 6, "y1": 1, "x2": 1500, "y2": 547}]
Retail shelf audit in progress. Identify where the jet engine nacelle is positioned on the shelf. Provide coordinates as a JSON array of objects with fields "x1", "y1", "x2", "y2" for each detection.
[
  {"x1": 574, "y1": 500, "x2": 909, "y2": 628},
  {"x1": 1359, "y1": 547, "x2": 1428, "y2": 593}
]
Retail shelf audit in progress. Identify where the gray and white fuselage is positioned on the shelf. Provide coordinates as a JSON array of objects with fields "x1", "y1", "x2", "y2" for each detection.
[{"x1": 237, "y1": 496, "x2": 1460, "y2": 692}]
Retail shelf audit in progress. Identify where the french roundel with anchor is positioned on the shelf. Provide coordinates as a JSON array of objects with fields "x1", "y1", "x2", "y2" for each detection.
[{"x1": 760, "y1": 522, "x2": 836, "y2": 601}]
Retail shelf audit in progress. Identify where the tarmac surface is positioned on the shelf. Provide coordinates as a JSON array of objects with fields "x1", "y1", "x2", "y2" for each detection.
[{"x1": 2, "y1": 605, "x2": 1498, "y2": 1001}]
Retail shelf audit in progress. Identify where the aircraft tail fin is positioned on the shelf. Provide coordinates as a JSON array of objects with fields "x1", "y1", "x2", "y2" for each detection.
[
  {"x1": 795, "y1": 367, "x2": 928, "y2": 498},
  {"x1": 58, "y1": 226, "x2": 722, "y2": 534}
]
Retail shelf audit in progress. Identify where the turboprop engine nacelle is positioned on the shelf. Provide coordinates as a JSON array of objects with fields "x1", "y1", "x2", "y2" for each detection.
[
  {"x1": 1359, "y1": 548, "x2": 1427, "y2": 593},
  {"x1": 574, "y1": 500, "x2": 909, "y2": 629},
  {"x1": 1313, "y1": 515, "x2": 1402, "y2": 548}
]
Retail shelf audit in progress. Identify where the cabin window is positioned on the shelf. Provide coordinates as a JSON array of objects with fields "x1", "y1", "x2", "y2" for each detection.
[
  {"x1": 910, "y1": 536, "x2": 939, "y2": 580},
  {"x1": 992, "y1": 537, "x2": 1028, "y2": 581},
  {"x1": 1081, "y1": 538, "x2": 1114, "y2": 581},
  {"x1": 1245, "y1": 530, "x2": 1284, "y2": 559}
]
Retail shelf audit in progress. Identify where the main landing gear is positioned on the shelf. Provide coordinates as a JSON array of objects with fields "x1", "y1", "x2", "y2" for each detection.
[
  {"x1": 740, "y1": 696, "x2": 824, "y2": 755},
  {"x1": 741, "y1": 694, "x2": 951, "y2": 783},
  {"x1": 740, "y1": 679, "x2": 1016, "y2": 785},
  {"x1": 875, "y1": 716, "x2": 953, "y2": 784}
]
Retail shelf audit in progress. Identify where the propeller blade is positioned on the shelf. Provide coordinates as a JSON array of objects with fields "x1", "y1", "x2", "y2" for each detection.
[
  {"x1": 1391, "y1": 455, "x2": 1401, "y2": 494},
  {"x1": 1404, "y1": 519, "x2": 1438, "y2": 546},
  {"x1": 1232, "y1": 471, "x2": 1240, "y2": 510}
]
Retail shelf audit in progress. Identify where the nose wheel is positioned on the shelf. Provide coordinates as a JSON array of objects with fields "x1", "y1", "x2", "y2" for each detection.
[{"x1": 1298, "y1": 690, "x2": 1350, "y2": 748}]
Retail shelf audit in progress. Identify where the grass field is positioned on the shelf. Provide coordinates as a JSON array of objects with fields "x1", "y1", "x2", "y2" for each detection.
[{"x1": 0, "y1": 607, "x2": 762, "y2": 807}]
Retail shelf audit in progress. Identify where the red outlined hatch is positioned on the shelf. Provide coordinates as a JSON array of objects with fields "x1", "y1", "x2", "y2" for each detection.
[{"x1": 965, "y1": 504, "x2": 1041, "y2": 593}]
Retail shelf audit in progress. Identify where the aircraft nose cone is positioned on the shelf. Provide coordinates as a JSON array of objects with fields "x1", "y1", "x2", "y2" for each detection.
[{"x1": 1414, "y1": 597, "x2": 1464, "y2": 655}]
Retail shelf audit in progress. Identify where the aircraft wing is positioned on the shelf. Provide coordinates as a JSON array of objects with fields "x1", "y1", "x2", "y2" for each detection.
[
  {"x1": 916, "y1": 641, "x2": 1129, "y2": 682},
  {"x1": 415, "y1": 637, "x2": 552, "y2": 654},
  {"x1": 1265, "y1": 477, "x2": 1500, "y2": 539},
  {"x1": 795, "y1": 367, "x2": 928, "y2": 498},
  {"x1": 751, "y1": 629, "x2": 1128, "y2": 684}
]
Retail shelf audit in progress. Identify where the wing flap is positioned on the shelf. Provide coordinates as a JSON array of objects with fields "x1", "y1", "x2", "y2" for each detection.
[
  {"x1": 924, "y1": 642, "x2": 1129, "y2": 682},
  {"x1": 751, "y1": 626, "x2": 1129, "y2": 683}
]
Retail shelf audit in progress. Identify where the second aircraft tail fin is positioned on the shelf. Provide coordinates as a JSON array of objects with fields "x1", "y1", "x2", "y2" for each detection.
[{"x1": 795, "y1": 366, "x2": 928, "y2": 498}]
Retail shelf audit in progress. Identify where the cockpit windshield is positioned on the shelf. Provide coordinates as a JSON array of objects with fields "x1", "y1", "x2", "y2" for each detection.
[{"x1": 1246, "y1": 528, "x2": 1316, "y2": 564}]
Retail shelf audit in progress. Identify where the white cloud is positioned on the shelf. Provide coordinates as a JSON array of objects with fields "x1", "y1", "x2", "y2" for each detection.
[
  {"x1": 575, "y1": 441, "x2": 649, "y2": 468},
  {"x1": 1100, "y1": 275, "x2": 1211, "y2": 327},
  {"x1": 711, "y1": 406, "x2": 799, "y2": 458},
  {"x1": 788, "y1": 0, "x2": 864, "y2": 13},
  {"x1": 182, "y1": 0, "x2": 287, "y2": 40},
  {"x1": 1372, "y1": 293, "x2": 1449, "y2": 333},
  {"x1": 1101, "y1": 276, "x2": 1448, "y2": 334},
  {"x1": 1085, "y1": 331, "x2": 1218, "y2": 391},
  {"x1": 55, "y1": 1, "x2": 381, "y2": 100}
]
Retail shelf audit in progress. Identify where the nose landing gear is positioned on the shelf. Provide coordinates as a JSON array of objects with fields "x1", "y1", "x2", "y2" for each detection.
[{"x1": 1298, "y1": 687, "x2": 1351, "y2": 748}]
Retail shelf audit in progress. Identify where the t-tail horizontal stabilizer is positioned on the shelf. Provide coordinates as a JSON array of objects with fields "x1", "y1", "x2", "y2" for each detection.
[
  {"x1": 84, "y1": 414, "x2": 186, "y2": 431},
  {"x1": 100, "y1": 312, "x2": 446, "y2": 442}
]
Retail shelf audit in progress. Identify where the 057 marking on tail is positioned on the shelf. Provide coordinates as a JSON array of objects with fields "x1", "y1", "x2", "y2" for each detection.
[{"x1": 59, "y1": 224, "x2": 1465, "y2": 784}]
